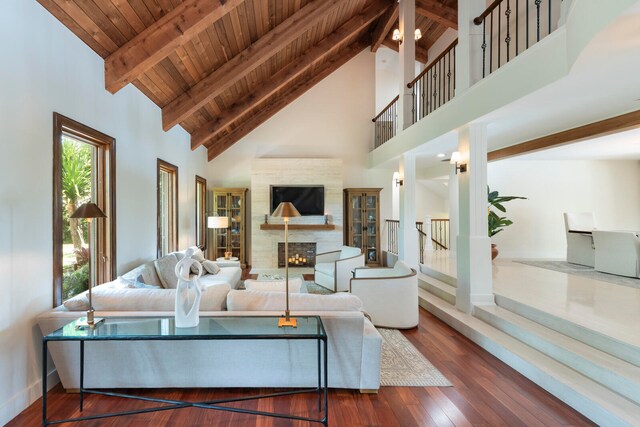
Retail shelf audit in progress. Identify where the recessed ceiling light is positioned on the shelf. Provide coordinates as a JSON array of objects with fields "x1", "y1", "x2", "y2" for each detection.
[{"x1": 437, "y1": 153, "x2": 445, "y2": 158}]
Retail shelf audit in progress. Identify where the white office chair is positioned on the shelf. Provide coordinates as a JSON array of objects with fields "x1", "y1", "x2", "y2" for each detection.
[{"x1": 563, "y1": 212, "x2": 596, "y2": 267}]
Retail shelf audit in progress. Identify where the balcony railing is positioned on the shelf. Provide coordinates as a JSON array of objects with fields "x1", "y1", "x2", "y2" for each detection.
[
  {"x1": 372, "y1": 95, "x2": 398, "y2": 149},
  {"x1": 386, "y1": 219, "x2": 450, "y2": 264},
  {"x1": 407, "y1": 39, "x2": 458, "y2": 125},
  {"x1": 474, "y1": 0, "x2": 562, "y2": 77}
]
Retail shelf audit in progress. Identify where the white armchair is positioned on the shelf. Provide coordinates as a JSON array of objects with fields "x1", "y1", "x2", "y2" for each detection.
[
  {"x1": 592, "y1": 231, "x2": 640, "y2": 278},
  {"x1": 349, "y1": 261, "x2": 418, "y2": 329},
  {"x1": 314, "y1": 246, "x2": 365, "y2": 292},
  {"x1": 563, "y1": 212, "x2": 596, "y2": 267}
]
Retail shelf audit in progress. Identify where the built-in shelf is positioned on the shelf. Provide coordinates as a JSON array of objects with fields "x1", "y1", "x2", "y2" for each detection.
[{"x1": 260, "y1": 224, "x2": 335, "y2": 231}]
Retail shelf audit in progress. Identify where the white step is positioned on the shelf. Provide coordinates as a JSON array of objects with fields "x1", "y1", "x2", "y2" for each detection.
[
  {"x1": 419, "y1": 264, "x2": 457, "y2": 287},
  {"x1": 418, "y1": 273, "x2": 456, "y2": 305},
  {"x1": 475, "y1": 304, "x2": 640, "y2": 406},
  {"x1": 495, "y1": 294, "x2": 640, "y2": 368},
  {"x1": 418, "y1": 289, "x2": 640, "y2": 427}
]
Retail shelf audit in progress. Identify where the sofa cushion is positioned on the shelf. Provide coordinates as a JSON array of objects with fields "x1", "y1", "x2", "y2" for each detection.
[
  {"x1": 340, "y1": 246, "x2": 361, "y2": 259},
  {"x1": 227, "y1": 290, "x2": 363, "y2": 312},
  {"x1": 121, "y1": 261, "x2": 162, "y2": 287},
  {"x1": 91, "y1": 283, "x2": 230, "y2": 311},
  {"x1": 154, "y1": 254, "x2": 179, "y2": 289},
  {"x1": 393, "y1": 260, "x2": 413, "y2": 276},
  {"x1": 63, "y1": 290, "x2": 90, "y2": 311},
  {"x1": 314, "y1": 262, "x2": 335, "y2": 276},
  {"x1": 244, "y1": 278, "x2": 303, "y2": 293},
  {"x1": 202, "y1": 260, "x2": 221, "y2": 275},
  {"x1": 192, "y1": 248, "x2": 205, "y2": 263},
  {"x1": 200, "y1": 266, "x2": 241, "y2": 290}
]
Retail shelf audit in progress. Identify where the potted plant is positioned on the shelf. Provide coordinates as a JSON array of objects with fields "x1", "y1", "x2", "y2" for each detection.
[{"x1": 488, "y1": 187, "x2": 527, "y2": 260}]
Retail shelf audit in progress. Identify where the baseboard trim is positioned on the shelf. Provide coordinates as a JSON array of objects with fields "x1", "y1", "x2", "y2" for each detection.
[{"x1": 0, "y1": 369, "x2": 59, "y2": 425}]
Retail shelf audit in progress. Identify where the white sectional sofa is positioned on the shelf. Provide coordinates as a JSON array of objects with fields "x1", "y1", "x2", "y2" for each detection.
[{"x1": 38, "y1": 290, "x2": 382, "y2": 392}]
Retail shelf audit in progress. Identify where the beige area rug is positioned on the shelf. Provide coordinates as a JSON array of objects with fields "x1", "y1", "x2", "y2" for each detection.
[
  {"x1": 239, "y1": 277, "x2": 333, "y2": 295},
  {"x1": 379, "y1": 328, "x2": 451, "y2": 387}
]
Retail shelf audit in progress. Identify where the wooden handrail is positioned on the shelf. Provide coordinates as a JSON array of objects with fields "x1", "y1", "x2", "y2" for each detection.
[
  {"x1": 432, "y1": 239, "x2": 447, "y2": 250},
  {"x1": 407, "y1": 39, "x2": 458, "y2": 88},
  {"x1": 387, "y1": 219, "x2": 400, "y2": 223},
  {"x1": 372, "y1": 95, "x2": 399, "y2": 122},
  {"x1": 473, "y1": 0, "x2": 502, "y2": 25}
]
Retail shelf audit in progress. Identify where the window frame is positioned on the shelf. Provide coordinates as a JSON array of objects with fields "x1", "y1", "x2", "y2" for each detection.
[
  {"x1": 52, "y1": 113, "x2": 116, "y2": 308},
  {"x1": 195, "y1": 175, "x2": 207, "y2": 248},
  {"x1": 157, "y1": 159, "x2": 179, "y2": 258}
]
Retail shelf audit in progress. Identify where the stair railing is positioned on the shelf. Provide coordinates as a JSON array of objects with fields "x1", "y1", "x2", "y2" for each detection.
[
  {"x1": 372, "y1": 96, "x2": 399, "y2": 149},
  {"x1": 474, "y1": 0, "x2": 561, "y2": 78},
  {"x1": 407, "y1": 39, "x2": 457, "y2": 125},
  {"x1": 386, "y1": 219, "x2": 400, "y2": 255}
]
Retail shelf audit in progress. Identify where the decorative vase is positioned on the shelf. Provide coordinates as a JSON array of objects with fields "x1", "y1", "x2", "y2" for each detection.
[
  {"x1": 224, "y1": 251, "x2": 232, "y2": 259},
  {"x1": 174, "y1": 249, "x2": 203, "y2": 328},
  {"x1": 491, "y1": 243, "x2": 499, "y2": 261}
]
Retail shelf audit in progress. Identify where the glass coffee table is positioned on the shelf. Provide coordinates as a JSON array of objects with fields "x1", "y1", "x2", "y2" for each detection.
[{"x1": 42, "y1": 316, "x2": 328, "y2": 426}]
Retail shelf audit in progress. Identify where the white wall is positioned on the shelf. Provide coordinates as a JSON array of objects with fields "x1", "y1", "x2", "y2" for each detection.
[
  {"x1": 0, "y1": 1, "x2": 208, "y2": 423},
  {"x1": 416, "y1": 181, "x2": 449, "y2": 221},
  {"x1": 488, "y1": 159, "x2": 640, "y2": 259},
  {"x1": 205, "y1": 50, "x2": 394, "y2": 253}
]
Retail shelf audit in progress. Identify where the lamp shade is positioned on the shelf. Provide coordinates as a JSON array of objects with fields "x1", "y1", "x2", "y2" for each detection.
[
  {"x1": 450, "y1": 151, "x2": 463, "y2": 164},
  {"x1": 271, "y1": 202, "x2": 301, "y2": 219},
  {"x1": 207, "y1": 216, "x2": 229, "y2": 229},
  {"x1": 70, "y1": 202, "x2": 106, "y2": 219}
]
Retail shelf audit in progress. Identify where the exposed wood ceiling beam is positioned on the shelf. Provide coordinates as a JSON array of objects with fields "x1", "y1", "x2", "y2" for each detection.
[
  {"x1": 207, "y1": 41, "x2": 369, "y2": 161},
  {"x1": 381, "y1": 39, "x2": 429, "y2": 64},
  {"x1": 416, "y1": 0, "x2": 458, "y2": 30},
  {"x1": 370, "y1": 3, "x2": 399, "y2": 53},
  {"x1": 488, "y1": 109, "x2": 640, "y2": 161},
  {"x1": 191, "y1": 0, "x2": 390, "y2": 150},
  {"x1": 162, "y1": 0, "x2": 347, "y2": 131},
  {"x1": 104, "y1": 0, "x2": 244, "y2": 94}
]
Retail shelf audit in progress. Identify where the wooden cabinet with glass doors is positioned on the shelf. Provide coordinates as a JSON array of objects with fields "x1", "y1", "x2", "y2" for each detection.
[
  {"x1": 343, "y1": 188, "x2": 382, "y2": 266},
  {"x1": 207, "y1": 188, "x2": 248, "y2": 267}
]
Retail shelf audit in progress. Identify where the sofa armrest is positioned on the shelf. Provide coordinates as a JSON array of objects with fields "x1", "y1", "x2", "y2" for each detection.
[
  {"x1": 353, "y1": 267, "x2": 395, "y2": 278},
  {"x1": 335, "y1": 253, "x2": 365, "y2": 292},
  {"x1": 315, "y1": 250, "x2": 341, "y2": 264},
  {"x1": 214, "y1": 260, "x2": 241, "y2": 268}
]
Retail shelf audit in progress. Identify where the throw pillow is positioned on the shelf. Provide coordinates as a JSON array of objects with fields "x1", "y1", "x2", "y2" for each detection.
[
  {"x1": 154, "y1": 253, "x2": 180, "y2": 289},
  {"x1": 62, "y1": 290, "x2": 90, "y2": 311},
  {"x1": 192, "y1": 248, "x2": 205, "y2": 263},
  {"x1": 202, "y1": 260, "x2": 220, "y2": 275},
  {"x1": 190, "y1": 261, "x2": 203, "y2": 275}
]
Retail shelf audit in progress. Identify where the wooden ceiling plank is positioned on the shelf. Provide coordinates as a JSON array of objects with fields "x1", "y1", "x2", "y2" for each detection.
[
  {"x1": 108, "y1": 0, "x2": 147, "y2": 34},
  {"x1": 89, "y1": 0, "x2": 138, "y2": 41},
  {"x1": 191, "y1": 0, "x2": 389, "y2": 149},
  {"x1": 370, "y1": 3, "x2": 398, "y2": 53},
  {"x1": 381, "y1": 39, "x2": 429, "y2": 64},
  {"x1": 36, "y1": 0, "x2": 110, "y2": 57},
  {"x1": 105, "y1": 0, "x2": 245, "y2": 94},
  {"x1": 161, "y1": 0, "x2": 347, "y2": 131},
  {"x1": 48, "y1": 0, "x2": 119, "y2": 53},
  {"x1": 415, "y1": 0, "x2": 458, "y2": 30},
  {"x1": 207, "y1": 40, "x2": 368, "y2": 160}
]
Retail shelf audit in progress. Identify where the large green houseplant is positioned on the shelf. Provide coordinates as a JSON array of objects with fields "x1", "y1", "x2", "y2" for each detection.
[{"x1": 488, "y1": 187, "x2": 527, "y2": 259}]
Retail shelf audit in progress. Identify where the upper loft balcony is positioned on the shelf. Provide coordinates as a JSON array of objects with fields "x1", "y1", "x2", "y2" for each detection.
[{"x1": 370, "y1": 0, "x2": 640, "y2": 169}]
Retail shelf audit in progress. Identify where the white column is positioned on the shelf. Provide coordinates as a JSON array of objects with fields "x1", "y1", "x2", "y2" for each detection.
[
  {"x1": 399, "y1": 153, "x2": 419, "y2": 269},
  {"x1": 424, "y1": 215, "x2": 434, "y2": 252},
  {"x1": 398, "y1": 0, "x2": 416, "y2": 131},
  {"x1": 455, "y1": 0, "x2": 485, "y2": 94},
  {"x1": 448, "y1": 165, "x2": 458, "y2": 258},
  {"x1": 455, "y1": 124, "x2": 493, "y2": 313}
]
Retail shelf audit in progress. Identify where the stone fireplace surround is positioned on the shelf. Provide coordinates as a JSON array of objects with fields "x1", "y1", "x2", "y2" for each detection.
[
  {"x1": 278, "y1": 242, "x2": 316, "y2": 267},
  {"x1": 251, "y1": 159, "x2": 343, "y2": 269}
]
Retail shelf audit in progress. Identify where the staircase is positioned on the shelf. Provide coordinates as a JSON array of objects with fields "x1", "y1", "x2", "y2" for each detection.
[{"x1": 418, "y1": 265, "x2": 640, "y2": 427}]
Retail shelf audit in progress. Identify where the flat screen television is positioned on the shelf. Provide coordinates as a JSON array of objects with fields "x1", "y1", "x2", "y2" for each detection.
[{"x1": 270, "y1": 185, "x2": 324, "y2": 216}]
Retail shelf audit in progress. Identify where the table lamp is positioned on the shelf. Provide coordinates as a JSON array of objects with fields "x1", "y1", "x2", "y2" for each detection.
[
  {"x1": 208, "y1": 216, "x2": 230, "y2": 258},
  {"x1": 271, "y1": 202, "x2": 301, "y2": 327},
  {"x1": 70, "y1": 202, "x2": 106, "y2": 327}
]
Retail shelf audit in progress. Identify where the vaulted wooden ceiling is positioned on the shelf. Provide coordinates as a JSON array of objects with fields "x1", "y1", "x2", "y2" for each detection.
[{"x1": 37, "y1": 0, "x2": 457, "y2": 160}]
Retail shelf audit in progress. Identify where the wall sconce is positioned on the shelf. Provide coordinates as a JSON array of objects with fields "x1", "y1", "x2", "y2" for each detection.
[
  {"x1": 392, "y1": 29, "x2": 422, "y2": 44},
  {"x1": 450, "y1": 152, "x2": 467, "y2": 174},
  {"x1": 395, "y1": 178, "x2": 404, "y2": 187}
]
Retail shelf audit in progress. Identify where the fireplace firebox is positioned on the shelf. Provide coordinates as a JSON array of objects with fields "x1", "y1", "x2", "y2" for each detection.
[{"x1": 278, "y1": 242, "x2": 316, "y2": 267}]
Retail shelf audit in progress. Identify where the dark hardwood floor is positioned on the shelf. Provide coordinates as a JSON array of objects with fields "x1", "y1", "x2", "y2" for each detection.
[{"x1": 9, "y1": 307, "x2": 595, "y2": 426}]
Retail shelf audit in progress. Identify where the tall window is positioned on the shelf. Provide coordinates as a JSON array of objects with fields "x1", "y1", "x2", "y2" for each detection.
[
  {"x1": 157, "y1": 159, "x2": 178, "y2": 258},
  {"x1": 195, "y1": 175, "x2": 207, "y2": 248},
  {"x1": 53, "y1": 113, "x2": 116, "y2": 307}
]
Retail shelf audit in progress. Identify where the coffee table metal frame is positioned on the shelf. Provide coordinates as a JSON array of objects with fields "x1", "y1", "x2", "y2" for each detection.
[{"x1": 41, "y1": 315, "x2": 328, "y2": 426}]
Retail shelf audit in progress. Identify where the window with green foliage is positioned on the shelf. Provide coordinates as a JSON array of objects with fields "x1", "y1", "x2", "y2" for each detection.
[
  {"x1": 53, "y1": 114, "x2": 116, "y2": 307},
  {"x1": 157, "y1": 159, "x2": 178, "y2": 258}
]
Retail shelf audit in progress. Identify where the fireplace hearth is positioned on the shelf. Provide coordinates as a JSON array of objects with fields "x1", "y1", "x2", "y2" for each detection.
[{"x1": 278, "y1": 242, "x2": 316, "y2": 267}]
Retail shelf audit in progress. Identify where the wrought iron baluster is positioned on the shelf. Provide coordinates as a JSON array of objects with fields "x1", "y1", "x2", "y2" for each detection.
[
  {"x1": 516, "y1": 0, "x2": 519, "y2": 56},
  {"x1": 536, "y1": 0, "x2": 541, "y2": 41},
  {"x1": 505, "y1": 0, "x2": 511, "y2": 62},
  {"x1": 447, "y1": 51, "x2": 452, "y2": 101},
  {"x1": 490, "y1": 11, "x2": 493, "y2": 73},
  {"x1": 482, "y1": 19, "x2": 487, "y2": 77},
  {"x1": 498, "y1": 4, "x2": 501, "y2": 68},
  {"x1": 526, "y1": 0, "x2": 530, "y2": 48},
  {"x1": 548, "y1": 0, "x2": 552, "y2": 37}
]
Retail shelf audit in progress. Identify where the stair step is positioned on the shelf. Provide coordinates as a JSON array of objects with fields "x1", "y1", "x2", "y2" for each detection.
[
  {"x1": 420, "y1": 264, "x2": 457, "y2": 287},
  {"x1": 474, "y1": 304, "x2": 640, "y2": 406},
  {"x1": 418, "y1": 289, "x2": 640, "y2": 427},
  {"x1": 495, "y1": 294, "x2": 640, "y2": 368},
  {"x1": 418, "y1": 273, "x2": 456, "y2": 305}
]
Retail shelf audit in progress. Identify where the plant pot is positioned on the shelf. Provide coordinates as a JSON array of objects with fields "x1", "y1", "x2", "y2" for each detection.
[{"x1": 491, "y1": 244, "x2": 499, "y2": 260}]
